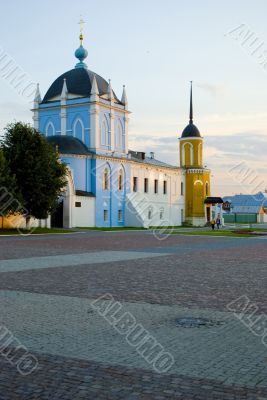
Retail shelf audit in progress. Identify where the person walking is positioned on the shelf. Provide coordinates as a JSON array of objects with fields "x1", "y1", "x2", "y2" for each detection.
[
  {"x1": 211, "y1": 218, "x2": 215, "y2": 230},
  {"x1": 216, "y1": 216, "x2": 221, "y2": 229}
]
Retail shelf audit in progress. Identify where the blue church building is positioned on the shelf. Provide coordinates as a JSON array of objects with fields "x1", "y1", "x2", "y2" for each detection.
[{"x1": 32, "y1": 30, "x2": 186, "y2": 228}]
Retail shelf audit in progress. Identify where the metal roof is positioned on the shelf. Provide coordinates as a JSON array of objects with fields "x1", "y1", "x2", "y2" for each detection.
[
  {"x1": 129, "y1": 150, "x2": 178, "y2": 169},
  {"x1": 47, "y1": 135, "x2": 92, "y2": 156},
  {"x1": 76, "y1": 190, "x2": 95, "y2": 197},
  {"x1": 204, "y1": 197, "x2": 223, "y2": 204},
  {"x1": 181, "y1": 122, "x2": 201, "y2": 138},
  {"x1": 223, "y1": 193, "x2": 267, "y2": 213},
  {"x1": 42, "y1": 68, "x2": 122, "y2": 104},
  {"x1": 45, "y1": 138, "x2": 179, "y2": 169}
]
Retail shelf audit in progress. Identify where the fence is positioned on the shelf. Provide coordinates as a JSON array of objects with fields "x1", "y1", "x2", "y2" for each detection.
[{"x1": 223, "y1": 213, "x2": 257, "y2": 224}]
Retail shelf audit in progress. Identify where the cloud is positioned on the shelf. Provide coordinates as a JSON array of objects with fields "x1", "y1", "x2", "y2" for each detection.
[
  {"x1": 129, "y1": 131, "x2": 267, "y2": 196},
  {"x1": 195, "y1": 82, "x2": 226, "y2": 97},
  {"x1": 0, "y1": 102, "x2": 32, "y2": 134}
]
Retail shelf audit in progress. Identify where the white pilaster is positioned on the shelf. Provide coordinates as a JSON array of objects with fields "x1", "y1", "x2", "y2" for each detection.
[
  {"x1": 89, "y1": 75, "x2": 100, "y2": 151},
  {"x1": 124, "y1": 114, "x2": 129, "y2": 153},
  {"x1": 91, "y1": 75, "x2": 99, "y2": 101},
  {"x1": 107, "y1": 80, "x2": 115, "y2": 151},
  {"x1": 89, "y1": 106, "x2": 100, "y2": 151},
  {"x1": 60, "y1": 79, "x2": 68, "y2": 135},
  {"x1": 107, "y1": 79, "x2": 114, "y2": 102},
  {"x1": 33, "y1": 112, "x2": 39, "y2": 130},
  {"x1": 33, "y1": 83, "x2": 41, "y2": 130},
  {"x1": 110, "y1": 110, "x2": 115, "y2": 151},
  {"x1": 121, "y1": 85, "x2": 128, "y2": 109}
]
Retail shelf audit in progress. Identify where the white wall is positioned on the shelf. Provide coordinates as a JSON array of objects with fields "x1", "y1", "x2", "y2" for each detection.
[
  {"x1": 73, "y1": 196, "x2": 95, "y2": 227},
  {"x1": 125, "y1": 164, "x2": 185, "y2": 227}
]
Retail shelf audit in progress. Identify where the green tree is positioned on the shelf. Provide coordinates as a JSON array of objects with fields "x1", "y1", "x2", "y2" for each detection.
[
  {"x1": 0, "y1": 148, "x2": 22, "y2": 226},
  {"x1": 2, "y1": 122, "x2": 67, "y2": 227}
]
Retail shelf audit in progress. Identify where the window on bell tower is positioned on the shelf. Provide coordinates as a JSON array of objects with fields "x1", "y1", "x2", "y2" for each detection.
[{"x1": 205, "y1": 182, "x2": 209, "y2": 196}]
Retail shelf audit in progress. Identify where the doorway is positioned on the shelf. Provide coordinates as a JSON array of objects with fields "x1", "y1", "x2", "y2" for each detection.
[
  {"x1": 206, "y1": 206, "x2": 211, "y2": 222},
  {"x1": 51, "y1": 200, "x2": 63, "y2": 228}
]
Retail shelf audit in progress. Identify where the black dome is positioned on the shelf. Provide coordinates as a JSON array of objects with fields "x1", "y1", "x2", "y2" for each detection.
[
  {"x1": 181, "y1": 122, "x2": 201, "y2": 138},
  {"x1": 42, "y1": 68, "x2": 121, "y2": 104},
  {"x1": 47, "y1": 135, "x2": 92, "y2": 155}
]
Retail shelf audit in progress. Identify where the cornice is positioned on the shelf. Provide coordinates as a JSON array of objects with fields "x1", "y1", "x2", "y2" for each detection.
[{"x1": 59, "y1": 152, "x2": 183, "y2": 173}]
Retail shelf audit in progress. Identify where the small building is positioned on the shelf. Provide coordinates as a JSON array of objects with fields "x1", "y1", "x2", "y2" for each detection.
[
  {"x1": 204, "y1": 197, "x2": 224, "y2": 222},
  {"x1": 222, "y1": 192, "x2": 267, "y2": 224}
]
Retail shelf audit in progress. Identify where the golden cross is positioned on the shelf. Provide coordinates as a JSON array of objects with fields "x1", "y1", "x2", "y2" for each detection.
[{"x1": 79, "y1": 17, "x2": 85, "y2": 35}]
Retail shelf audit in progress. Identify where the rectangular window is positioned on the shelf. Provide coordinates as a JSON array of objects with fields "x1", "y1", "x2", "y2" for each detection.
[
  {"x1": 75, "y1": 202, "x2": 81, "y2": 208},
  {"x1": 118, "y1": 210, "x2": 123, "y2": 222},
  {"x1": 173, "y1": 181, "x2": 176, "y2": 195},
  {"x1": 154, "y1": 179, "x2": 158, "y2": 194},
  {"x1": 133, "y1": 177, "x2": 138, "y2": 192},
  {"x1": 144, "y1": 178, "x2": 148, "y2": 193},
  {"x1": 163, "y1": 180, "x2": 167, "y2": 195},
  {"x1": 181, "y1": 182, "x2": 184, "y2": 196},
  {"x1": 160, "y1": 209, "x2": 164, "y2": 220},
  {"x1": 104, "y1": 210, "x2": 108, "y2": 222}
]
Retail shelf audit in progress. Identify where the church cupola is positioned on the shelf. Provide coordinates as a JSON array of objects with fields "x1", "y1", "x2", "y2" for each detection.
[
  {"x1": 37, "y1": 20, "x2": 130, "y2": 155},
  {"x1": 75, "y1": 18, "x2": 88, "y2": 69},
  {"x1": 180, "y1": 81, "x2": 203, "y2": 168},
  {"x1": 181, "y1": 81, "x2": 201, "y2": 138}
]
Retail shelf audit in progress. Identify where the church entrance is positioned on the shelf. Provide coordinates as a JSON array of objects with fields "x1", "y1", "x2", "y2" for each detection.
[
  {"x1": 51, "y1": 200, "x2": 63, "y2": 228},
  {"x1": 206, "y1": 206, "x2": 211, "y2": 222}
]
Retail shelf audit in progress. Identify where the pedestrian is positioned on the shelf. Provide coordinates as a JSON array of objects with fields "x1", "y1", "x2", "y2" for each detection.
[
  {"x1": 211, "y1": 218, "x2": 215, "y2": 230},
  {"x1": 216, "y1": 217, "x2": 220, "y2": 229}
]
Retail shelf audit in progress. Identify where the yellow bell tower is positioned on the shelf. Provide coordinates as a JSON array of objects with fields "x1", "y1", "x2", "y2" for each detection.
[{"x1": 179, "y1": 82, "x2": 211, "y2": 226}]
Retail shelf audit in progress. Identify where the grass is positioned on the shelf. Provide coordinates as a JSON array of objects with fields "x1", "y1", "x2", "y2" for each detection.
[
  {"x1": 0, "y1": 227, "x2": 74, "y2": 235},
  {"x1": 234, "y1": 228, "x2": 267, "y2": 232},
  {"x1": 170, "y1": 230, "x2": 257, "y2": 238},
  {"x1": 149, "y1": 226, "x2": 184, "y2": 229},
  {"x1": 77, "y1": 226, "x2": 191, "y2": 231},
  {"x1": 1, "y1": 226, "x2": 266, "y2": 236},
  {"x1": 76, "y1": 227, "x2": 148, "y2": 231}
]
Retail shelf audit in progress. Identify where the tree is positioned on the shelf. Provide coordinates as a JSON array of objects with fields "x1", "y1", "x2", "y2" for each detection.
[
  {"x1": 0, "y1": 148, "x2": 23, "y2": 228},
  {"x1": 2, "y1": 122, "x2": 67, "y2": 228}
]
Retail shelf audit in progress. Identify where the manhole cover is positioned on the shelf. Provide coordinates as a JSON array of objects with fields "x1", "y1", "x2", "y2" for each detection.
[{"x1": 175, "y1": 317, "x2": 223, "y2": 328}]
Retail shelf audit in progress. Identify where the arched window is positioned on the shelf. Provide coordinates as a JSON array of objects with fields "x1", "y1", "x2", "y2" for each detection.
[
  {"x1": 118, "y1": 169, "x2": 123, "y2": 191},
  {"x1": 73, "y1": 118, "x2": 84, "y2": 141},
  {"x1": 115, "y1": 121, "x2": 123, "y2": 149},
  {"x1": 101, "y1": 119, "x2": 109, "y2": 146},
  {"x1": 205, "y1": 182, "x2": 209, "y2": 196},
  {"x1": 182, "y1": 142, "x2": 193, "y2": 166},
  {"x1": 46, "y1": 122, "x2": 55, "y2": 137},
  {"x1": 103, "y1": 168, "x2": 109, "y2": 191}
]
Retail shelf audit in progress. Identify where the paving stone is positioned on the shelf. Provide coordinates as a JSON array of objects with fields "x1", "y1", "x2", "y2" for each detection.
[{"x1": 0, "y1": 231, "x2": 267, "y2": 398}]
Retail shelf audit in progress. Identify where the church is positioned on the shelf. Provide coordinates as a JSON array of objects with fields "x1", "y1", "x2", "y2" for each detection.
[{"x1": 32, "y1": 28, "x2": 213, "y2": 229}]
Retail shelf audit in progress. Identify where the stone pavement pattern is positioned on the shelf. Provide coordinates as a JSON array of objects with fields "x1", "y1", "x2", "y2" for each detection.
[{"x1": 0, "y1": 231, "x2": 267, "y2": 399}]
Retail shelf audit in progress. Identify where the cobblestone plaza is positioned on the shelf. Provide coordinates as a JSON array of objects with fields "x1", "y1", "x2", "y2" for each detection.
[{"x1": 0, "y1": 230, "x2": 267, "y2": 399}]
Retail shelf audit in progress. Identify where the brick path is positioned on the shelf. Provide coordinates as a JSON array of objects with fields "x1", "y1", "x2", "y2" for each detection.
[{"x1": 0, "y1": 231, "x2": 267, "y2": 399}]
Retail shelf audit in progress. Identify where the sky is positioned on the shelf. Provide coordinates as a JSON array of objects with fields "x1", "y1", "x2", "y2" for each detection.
[{"x1": 0, "y1": 0, "x2": 267, "y2": 195}]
